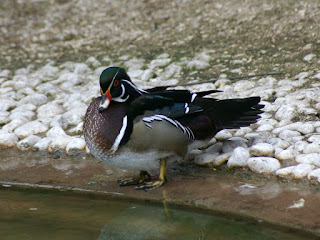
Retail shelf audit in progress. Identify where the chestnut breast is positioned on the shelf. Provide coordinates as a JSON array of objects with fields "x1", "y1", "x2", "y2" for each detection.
[{"x1": 83, "y1": 97, "x2": 127, "y2": 153}]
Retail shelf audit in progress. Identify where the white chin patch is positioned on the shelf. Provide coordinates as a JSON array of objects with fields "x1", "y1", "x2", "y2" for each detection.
[{"x1": 99, "y1": 98, "x2": 111, "y2": 110}]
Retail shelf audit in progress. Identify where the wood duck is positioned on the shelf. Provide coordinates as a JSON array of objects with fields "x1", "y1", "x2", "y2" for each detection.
[{"x1": 83, "y1": 67, "x2": 264, "y2": 190}]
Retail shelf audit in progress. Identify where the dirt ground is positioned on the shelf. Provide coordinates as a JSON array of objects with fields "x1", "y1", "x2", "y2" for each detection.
[{"x1": 1, "y1": 0, "x2": 319, "y2": 80}]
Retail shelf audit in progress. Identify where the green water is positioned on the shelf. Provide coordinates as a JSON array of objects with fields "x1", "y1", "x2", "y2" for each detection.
[{"x1": 0, "y1": 189, "x2": 315, "y2": 240}]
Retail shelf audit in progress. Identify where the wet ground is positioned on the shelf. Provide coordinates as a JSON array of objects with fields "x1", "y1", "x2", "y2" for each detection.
[{"x1": 0, "y1": 149, "x2": 320, "y2": 238}]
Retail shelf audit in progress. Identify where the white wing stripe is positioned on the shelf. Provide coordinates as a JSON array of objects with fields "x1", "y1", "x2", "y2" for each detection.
[{"x1": 110, "y1": 115, "x2": 128, "y2": 153}]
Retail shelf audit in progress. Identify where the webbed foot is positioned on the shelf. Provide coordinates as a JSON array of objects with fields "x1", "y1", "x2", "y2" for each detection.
[
  {"x1": 117, "y1": 170, "x2": 151, "y2": 186},
  {"x1": 135, "y1": 178, "x2": 167, "y2": 191}
]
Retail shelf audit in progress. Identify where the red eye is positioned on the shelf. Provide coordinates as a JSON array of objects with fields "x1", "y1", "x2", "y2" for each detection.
[{"x1": 113, "y1": 80, "x2": 119, "y2": 87}]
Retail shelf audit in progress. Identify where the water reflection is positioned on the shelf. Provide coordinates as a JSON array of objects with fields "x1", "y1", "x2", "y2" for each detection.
[{"x1": 0, "y1": 189, "x2": 315, "y2": 240}]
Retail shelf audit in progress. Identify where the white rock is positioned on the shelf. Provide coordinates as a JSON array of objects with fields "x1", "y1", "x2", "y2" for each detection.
[
  {"x1": 124, "y1": 58, "x2": 145, "y2": 71},
  {"x1": 292, "y1": 164, "x2": 315, "y2": 179},
  {"x1": 308, "y1": 135, "x2": 320, "y2": 144},
  {"x1": 234, "y1": 127, "x2": 252, "y2": 137},
  {"x1": 50, "y1": 115, "x2": 69, "y2": 129},
  {"x1": 17, "y1": 135, "x2": 41, "y2": 151},
  {"x1": 275, "y1": 105, "x2": 296, "y2": 121},
  {"x1": 148, "y1": 58, "x2": 171, "y2": 69},
  {"x1": 307, "y1": 168, "x2": 320, "y2": 182},
  {"x1": 0, "y1": 133, "x2": 19, "y2": 148},
  {"x1": 2, "y1": 118, "x2": 30, "y2": 132},
  {"x1": 233, "y1": 80, "x2": 255, "y2": 92},
  {"x1": 0, "y1": 69, "x2": 11, "y2": 78},
  {"x1": 303, "y1": 53, "x2": 315, "y2": 62},
  {"x1": 213, "y1": 152, "x2": 231, "y2": 166},
  {"x1": 140, "y1": 69, "x2": 154, "y2": 81},
  {"x1": 66, "y1": 137, "x2": 86, "y2": 155},
  {"x1": 48, "y1": 135, "x2": 72, "y2": 153},
  {"x1": 160, "y1": 63, "x2": 182, "y2": 79},
  {"x1": 267, "y1": 138, "x2": 290, "y2": 149},
  {"x1": 85, "y1": 57, "x2": 100, "y2": 68},
  {"x1": 74, "y1": 63, "x2": 90, "y2": 74},
  {"x1": 248, "y1": 157, "x2": 281, "y2": 174},
  {"x1": 32, "y1": 137, "x2": 52, "y2": 151},
  {"x1": 14, "y1": 120, "x2": 49, "y2": 139},
  {"x1": 0, "y1": 111, "x2": 10, "y2": 124},
  {"x1": 250, "y1": 143, "x2": 275, "y2": 157},
  {"x1": 12, "y1": 103, "x2": 36, "y2": 112},
  {"x1": 294, "y1": 141, "x2": 308, "y2": 153},
  {"x1": 215, "y1": 130, "x2": 232, "y2": 141},
  {"x1": 227, "y1": 147, "x2": 250, "y2": 168},
  {"x1": 36, "y1": 82, "x2": 60, "y2": 96},
  {"x1": 0, "y1": 99, "x2": 16, "y2": 111},
  {"x1": 127, "y1": 70, "x2": 144, "y2": 79},
  {"x1": 194, "y1": 152, "x2": 219, "y2": 166},
  {"x1": 312, "y1": 72, "x2": 320, "y2": 79},
  {"x1": 256, "y1": 124, "x2": 274, "y2": 132},
  {"x1": 9, "y1": 110, "x2": 35, "y2": 121},
  {"x1": 297, "y1": 123, "x2": 314, "y2": 135},
  {"x1": 46, "y1": 126, "x2": 67, "y2": 138},
  {"x1": 221, "y1": 137, "x2": 247, "y2": 153},
  {"x1": 205, "y1": 142, "x2": 223, "y2": 154},
  {"x1": 62, "y1": 107, "x2": 86, "y2": 126},
  {"x1": 278, "y1": 130, "x2": 301, "y2": 139},
  {"x1": 303, "y1": 143, "x2": 320, "y2": 154},
  {"x1": 19, "y1": 93, "x2": 47, "y2": 106},
  {"x1": 275, "y1": 149, "x2": 295, "y2": 161},
  {"x1": 186, "y1": 60, "x2": 210, "y2": 70},
  {"x1": 67, "y1": 122, "x2": 83, "y2": 135},
  {"x1": 276, "y1": 166, "x2": 296, "y2": 178},
  {"x1": 37, "y1": 102, "x2": 64, "y2": 119},
  {"x1": 296, "y1": 153, "x2": 320, "y2": 166}
]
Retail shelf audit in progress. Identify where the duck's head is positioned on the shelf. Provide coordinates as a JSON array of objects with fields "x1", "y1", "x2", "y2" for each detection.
[{"x1": 98, "y1": 67, "x2": 132, "y2": 112}]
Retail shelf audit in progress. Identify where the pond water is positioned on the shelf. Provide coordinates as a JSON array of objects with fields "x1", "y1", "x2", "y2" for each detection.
[{"x1": 0, "y1": 189, "x2": 315, "y2": 240}]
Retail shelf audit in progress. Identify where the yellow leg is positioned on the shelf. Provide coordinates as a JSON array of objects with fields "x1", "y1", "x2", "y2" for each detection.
[
  {"x1": 135, "y1": 158, "x2": 167, "y2": 191},
  {"x1": 117, "y1": 170, "x2": 151, "y2": 186}
]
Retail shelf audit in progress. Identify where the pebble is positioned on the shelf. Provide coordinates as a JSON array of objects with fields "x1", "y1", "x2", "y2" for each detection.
[
  {"x1": 0, "y1": 133, "x2": 19, "y2": 148},
  {"x1": 278, "y1": 130, "x2": 301, "y2": 139},
  {"x1": 0, "y1": 99, "x2": 16, "y2": 111},
  {"x1": 221, "y1": 137, "x2": 247, "y2": 153},
  {"x1": 215, "y1": 130, "x2": 232, "y2": 141},
  {"x1": 9, "y1": 110, "x2": 35, "y2": 121},
  {"x1": 32, "y1": 137, "x2": 52, "y2": 151},
  {"x1": 46, "y1": 126, "x2": 67, "y2": 138},
  {"x1": 50, "y1": 115, "x2": 69, "y2": 129},
  {"x1": 308, "y1": 135, "x2": 320, "y2": 144},
  {"x1": 267, "y1": 138, "x2": 290, "y2": 149},
  {"x1": 307, "y1": 168, "x2": 320, "y2": 183},
  {"x1": 256, "y1": 124, "x2": 274, "y2": 132},
  {"x1": 275, "y1": 149, "x2": 295, "y2": 161},
  {"x1": 48, "y1": 135, "x2": 72, "y2": 153},
  {"x1": 303, "y1": 53, "x2": 315, "y2": 62},
  {"x1": 292, "y1": 163, "x2": 315, "y2": 179},
  {"x1": 213, "y1": 152, "x2": 231, "y2": 166},
  {"x1": 62, "y1": 107, "x2": 86, "y2": 126},
  {"x1": 37, "y1": 102, "x2": 64, "y2": 119},
  {"x1": 295, "y1": 153, "x2": 320, "y2": 166},
  {"x1": 66, "y1": 137, "x2": 86, "y2": 155},
  {"x1": 74, "y1": 63, "x2": 90, "y2": 74},
  {"x1": 0, "y1": 111, "x2": 10, "y2": 124},
  {"x1": 148, "y1": 58, "x2": 171, "y2": 69},
  {"x1": 186, "y1": 60, "x2": 210, "y2": 70},
  {"x1": 14, "y1": 120, "x2": 49, "y2": 139},
  {"x1": 276, "y1": 166, "x2": 296, "y2": 178},
  {"x1": 205, "y1": 142, "x2": 223, "y2": 154},
  {"x1": 18, "y1": 93, "x2": 47, "y2": 106},
  {"x1": 194, "y1": 152, "x2": 219, "y2": 166},
  {"x1": 227, "y1": 147, "x2": 250, "y2": 168},
  {"x1": 303, "y1": 143, "x2": 320, "y2": 154},
  {"x1": 275, "y1": 105, "x2": 296, "y2": 121},
  {"x1": 249, "y1": 143, "x2": 275, "y2": 157},
  {"x1": 17, "y1": 135, "x2": 41, "y2": 151},
  {"x1": 234, "y1": 127, "x2": 252, "y2": 137},
  {"x1": 248, "y1": 157, "x2": 281, "y2": 174},
  {"x1": 233, "y1": 80, "x2": 255, "y2": 92},
  {"x1": 2, "y1": 118, "x2": 30, "y2": 133}
]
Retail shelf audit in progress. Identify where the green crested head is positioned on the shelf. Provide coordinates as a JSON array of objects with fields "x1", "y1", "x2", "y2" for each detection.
[{"x1": 99, "y1": 67, "x2": 130, "y2": 93}]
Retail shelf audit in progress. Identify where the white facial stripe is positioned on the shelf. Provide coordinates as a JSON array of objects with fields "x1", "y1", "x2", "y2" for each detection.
[
  {"x1": 99, "y1": 98, "x2": 111, "y2": 110},
  {"x1": 110, "y1": 115, "x2": 128, "y2": 153},
  {"x1": 110, "y1": 69, "x2": 120, "y2": 88},
  {"x1": 113, "y1": 95, "x2": 129, "y2": 102},
  {"x1": 122, "y1": 79, "x2": 147, "y2": 94},
  {"x1": 191, "y1": 93, "x2": 197, "y2": 102},
  {"x1": 184, "y1": 103, "x2": 190, "y2": 114}
]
